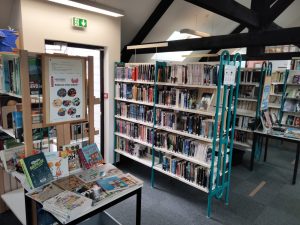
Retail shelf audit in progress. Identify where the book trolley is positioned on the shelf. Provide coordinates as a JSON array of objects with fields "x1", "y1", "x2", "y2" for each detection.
[{"x1": 114, "y1": 50, "x2": 242, "y2": 217}]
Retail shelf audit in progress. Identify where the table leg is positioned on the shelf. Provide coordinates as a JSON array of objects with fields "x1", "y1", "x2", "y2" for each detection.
[
  {"x1": 25, "y1": 192, "x2": 33, "y2": 225},
  {"x1": 292, "y1": 143, "x2": 300, "y2": 185},
  {"x1": 136, "y1": 188, "x2": 142, "y2": 225},
  {"x1": 264, "y1": 137, "x2": 269, "y2": 162},
  {"x1": 250, "y1": 133, "x2": 257, "y2": 171}
]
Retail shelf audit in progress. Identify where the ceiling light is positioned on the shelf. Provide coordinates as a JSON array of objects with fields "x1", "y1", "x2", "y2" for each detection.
[
  {"x1": 48, "y1": 0, "x2": 124, "y2": 17},
  {"x1": 180, "y1": 29, "x2": 210, "y2": 38}
]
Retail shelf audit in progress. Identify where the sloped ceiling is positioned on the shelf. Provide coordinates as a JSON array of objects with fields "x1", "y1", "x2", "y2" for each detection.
[{"x1": 0, "y1": 0, "x2": 300, "y2": 48}]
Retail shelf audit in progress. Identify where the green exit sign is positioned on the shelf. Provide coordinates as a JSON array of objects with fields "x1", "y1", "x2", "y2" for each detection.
[{"x1": 72, "y1": 17, "x2": 87, "y2": 28}]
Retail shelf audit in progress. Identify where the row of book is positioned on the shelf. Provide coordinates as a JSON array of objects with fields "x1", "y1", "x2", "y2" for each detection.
[
  {"x1": 116, "y1": 137, "x2": 149, "y2": 158},
  {"x1": 157, "y1": 64, "x2": 218, "y2": 85},
  {"x1": 115, "y1": 83, "x2": 154, "y2": 103},
  {"x1": 115, "y1": 63, "x2": 155, "y2": 81},
  {"x1": 115, "y1": 119, "x2": 153, "y2": 144},
  {"x1": 284, "y1": 115, "x2": 300, "y2": 127},
  {"x1": 271, "y1": 71, "x2": 285, "y2": 83},
  {"x1": 238, "y1": 85, "x2": 258, "y2": 99},
  {"x1": 287, "y1": 70, "x2": 300, "y2": 84},
  {"x1": 240, "y1": 69, "x2": 260, "y2": 83},
  {"x1": 235, "y1": 116, "x2": 255, "y2": 130},
  {"x1": 116, "y1": 102, "x2": 153, "y2": 123},
  {"x1": 155, "y1": 132, "x2": 212, "y2": 162},
  {"x1": 0, "y1": 143, "x2": 103, "y2": 185},
  {"x1": 283, "y1": 99, "x2": 300, "y2": 113},
  {"x1": 0, "y1": 55, "x2": 42, "y2": 96},
  {"x1": 285, "y1": 86, "x2": 300, "y2": 99},
  {"x1": 237, "y1": 100, "x2": 257, "y2": 112},
  {"x1": 156, "y1": 109, "x2": 215, "y2": 138},
  {"x1": 156, "y1": 88, "x2": 213, "y2": 111},
  {"x1": 161, "y1": 155, "x2": 209, "y2": 188},
  {"x1": 234, "y1": 130, "x2": 252, "y2": 144}
]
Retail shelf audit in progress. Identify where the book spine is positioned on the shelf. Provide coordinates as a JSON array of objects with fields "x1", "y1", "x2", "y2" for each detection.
[{"x1": 20, "y1": 159, "x2": 34, "y2": 189}]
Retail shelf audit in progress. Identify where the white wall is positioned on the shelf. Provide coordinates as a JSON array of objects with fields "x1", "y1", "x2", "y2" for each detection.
[{"x1": 20, "y1": 0, "x2": 121, "y2": 163}]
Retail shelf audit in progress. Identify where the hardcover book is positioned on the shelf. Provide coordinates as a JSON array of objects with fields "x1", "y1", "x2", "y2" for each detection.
[
  {"x1": 20, "y1": 152, "x2": 53, "y2": 189},
  {"x1": 78, "y1": 143, "x2": 103, "y2": 169}
]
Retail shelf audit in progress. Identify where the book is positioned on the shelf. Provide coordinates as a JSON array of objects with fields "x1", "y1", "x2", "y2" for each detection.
[
  {"x1": 43, "y1": 190, "x2": 92, "y2": 223},
  {"x1": 44, "y1": 152, "x2": 69, "y2": 179},
  {"x1": 0, "y1": 145, "x2": 25, "y2": 172},
  {"x1": 61, "y1": 143, "x2": 82, "y2": 172},
  {"x1": 74, "y1": 181, "x2": 109, "y2": 205},
  {"x1": 96, "y1": 175, "x2": 129, "y2": 193},
  {"x1": 75, "y1": 163, "x2": 122, "y2": 183},
  {"x1": 26, "y1": 183, "x2": 63, "y2": 203},
  {"x1": 78, "y1": 143, "x2": 103, "y2": 169},
  {"x1": 53, "y1": 175, "x2": 84, "y2": 191},
  {"x1": 20, "y1": 153, "x2": 53, "y2": 189}
]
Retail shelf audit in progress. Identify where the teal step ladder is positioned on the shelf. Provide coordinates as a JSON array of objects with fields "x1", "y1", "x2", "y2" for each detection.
[{"x1": 207, "y1": 50, "x2": 242, "y2": 217}]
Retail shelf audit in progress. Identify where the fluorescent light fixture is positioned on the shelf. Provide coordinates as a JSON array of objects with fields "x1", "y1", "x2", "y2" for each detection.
[
  {"x1": 180, "y1": 29, "x2": 210, "y2": 38},
  {"x1": 183, "y1": 53, "x2": 219, "y2": 58},
  {"x1": 127, "y1": 42, "x2": 168, "y2": 50},
  {"x1": 48, "y1": 0, "x2": 124, "y2": 17}
]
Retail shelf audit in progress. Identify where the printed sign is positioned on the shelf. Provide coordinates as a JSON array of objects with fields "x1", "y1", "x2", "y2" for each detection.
[
  {"x1": 260, "y1": 76, "x2": 272, "y2": 110},
  {"x1": 43, "y1": 56, "x2": 86, "y2": 125},
  {"x1": 224, "y1": 65, "x2": 237, "y2": 85}
]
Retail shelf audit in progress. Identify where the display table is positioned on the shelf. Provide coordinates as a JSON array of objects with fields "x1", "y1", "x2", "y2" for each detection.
[
  {"x1": 251, "y1": 130, "x2": 300, "y2": 185},
  {"x1": 25, "y1": 185, "x2": 142, "y2": 225}
]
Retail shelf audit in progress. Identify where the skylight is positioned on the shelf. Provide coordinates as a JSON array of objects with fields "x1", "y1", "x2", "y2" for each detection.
[{"x1": 152, "y1": 31, "x2": 200, "y2": 62}]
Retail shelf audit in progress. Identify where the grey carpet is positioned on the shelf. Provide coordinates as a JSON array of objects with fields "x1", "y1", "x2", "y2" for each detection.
[{"x1": 1, "y1": 142, "x2": 299, "y2": 225}]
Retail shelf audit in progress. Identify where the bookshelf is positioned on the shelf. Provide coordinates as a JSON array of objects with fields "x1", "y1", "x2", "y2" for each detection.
[
  {"x1": 0, "y1": 50, "x2": 99, "y2": 223},
  {"x1": 233, "y1": 67, "x2": 265, "y2": 151},
  {"x1": 114, "y1": 50, "x2": 242, "y2": 217},
  {"x1": 279, "y1": 69, "x2": 300, "y2": 127}
]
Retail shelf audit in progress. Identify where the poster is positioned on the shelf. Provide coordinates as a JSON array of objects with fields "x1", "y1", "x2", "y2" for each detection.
[
  {"x1": 260, "y1": 76, "x2": 272, "y2": 111},
  {"x1": 43, "y1": 56, "x2": 86, "y2": 125}
]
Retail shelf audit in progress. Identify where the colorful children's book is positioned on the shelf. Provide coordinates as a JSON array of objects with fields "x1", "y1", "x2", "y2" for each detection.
[
  {"x1": 96, "y1": 176, "x2": 128, "y2": 193},
  {"x1": 75, "y1": 181, "x2": 109, "y2": 205},
  {"x1": 78, "y1": 143, "x2": 103, "y2": 169},
  {"x1": 44, "y1": 152, "x2": 69, "y2": 179},
  {"x1": 0, "y1": 145, "x2": 25, "y2": 172},
  {"x1": 61, "y1": 143, "x2": 82, "y2": 172},
  {"x1": 20, "y1": 152, "x2": 53, "y2": 189}
]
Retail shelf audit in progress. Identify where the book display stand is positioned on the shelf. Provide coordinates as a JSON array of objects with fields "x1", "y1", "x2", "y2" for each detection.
[
  {"x1": 0, "y1": 50, "x2": 107, "y2": 225},
  {"x1": 114, "y1": 50, "x2": 242, "y2": 217}
]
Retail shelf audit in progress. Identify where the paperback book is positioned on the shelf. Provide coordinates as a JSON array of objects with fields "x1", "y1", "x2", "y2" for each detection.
[
  {"x1": 61, "y1": 143, "x2": 82, "y2": 172},
  {"x1": 53, "y1": 175, "x2": 84, "y2": 191},
  {"x1": 0, "y1": 145, "x2": 25, "y2": 172},
  {"x1": 26, "y1": 183, "x2": 64, "y2": 203}
]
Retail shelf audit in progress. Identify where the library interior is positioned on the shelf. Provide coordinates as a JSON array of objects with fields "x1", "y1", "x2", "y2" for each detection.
[{"x1": 0, "y1": 0, "x2": 299, "y2": 225}]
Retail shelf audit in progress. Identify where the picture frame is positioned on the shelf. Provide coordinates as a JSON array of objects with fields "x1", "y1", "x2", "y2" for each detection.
[{"x1": 42, "y1": 54, "x2": 87, "y2": 126}]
